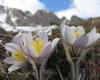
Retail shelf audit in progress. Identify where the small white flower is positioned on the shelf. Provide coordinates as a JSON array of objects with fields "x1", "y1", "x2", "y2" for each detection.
[{"x1": 60, "y1": 20, "x2": 100, "y2": 48}]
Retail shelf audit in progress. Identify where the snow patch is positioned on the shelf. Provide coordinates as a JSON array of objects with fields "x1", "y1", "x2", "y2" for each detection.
[
  {"x1": 11, "y1": 16, "x2": 17, "y2": 23},
  {"x1": 0, "y1": 13, "x2": 7, "y2": 23},
  {"x1": 0, "y1": 23, "x2": 58, "y2": 35},
  {"x1": 0, "y1": 23, "x2": 14, "y2": 31}
]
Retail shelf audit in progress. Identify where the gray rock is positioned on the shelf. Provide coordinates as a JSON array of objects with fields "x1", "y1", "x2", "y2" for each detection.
[{"x1": 0, "y1": 5, "x2": 60, "y2": 26}]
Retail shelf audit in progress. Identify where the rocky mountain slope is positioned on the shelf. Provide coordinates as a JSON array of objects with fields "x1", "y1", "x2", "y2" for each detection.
[
  {"x1": 0, "y1": 5, "x2": 60, "y2": 27},
  {"x1": 0, "y1": 4, "x2": 100, "y2": 32},
  {"x1": 68, "y1": 15, "x2": 100, "y2": 28}
]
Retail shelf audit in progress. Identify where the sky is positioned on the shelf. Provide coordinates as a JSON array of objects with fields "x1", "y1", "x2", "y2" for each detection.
[
  {"x1": 41, "y1": 0, "x2": 72, "y2": 12},
  {"x1": 0, "y1": 0, "x2": 100, "y2": 19}
]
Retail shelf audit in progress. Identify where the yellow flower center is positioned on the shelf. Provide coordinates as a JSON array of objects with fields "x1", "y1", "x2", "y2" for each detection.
[
  {"x1": 13, "y1": 50, "x2": 26, "y2": 62},
  {"x1": 32, "y1": 38, "x2": 44, "y2": 57},
  {"x1": 75, "y1": 31, "x2": 81, "y2": 38}
]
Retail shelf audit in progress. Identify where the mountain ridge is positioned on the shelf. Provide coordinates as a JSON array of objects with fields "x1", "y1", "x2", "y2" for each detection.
[
  {"x1": 0, "y1": 5, "x2": 60, "y2": 27},
  {"x1": 0, "y1": 5, "x2": 100, "y2": 30}
]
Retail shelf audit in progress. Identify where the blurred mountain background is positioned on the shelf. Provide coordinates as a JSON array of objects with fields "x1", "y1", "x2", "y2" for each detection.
[
  {"x1": 0, "y1": 5, "x2": 100, "y2": 29},
  {"x1": 0, "y1": 4, "x2": 100, "y2": 41}
]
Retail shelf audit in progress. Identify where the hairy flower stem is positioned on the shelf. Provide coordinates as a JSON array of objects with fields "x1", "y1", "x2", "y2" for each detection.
[
  {"x1": 36, "y1": 64, "x2": 41, "y2": 80},
  {"x1": 62, "y1": 43, "x2": 75, "y2": 80},
  {"x1": 28, "y1": 57, "x2": 39, "y2": 80},
  {"x1": 74, "y1": 59, "x2": 80, "y2": 80},
  {"x1": 70, "y1": 62, "x2": 75, "y2": 80},
  {"x1": 70, "y1": 58, "x2": 80, "y2": 80},
  {"x1": 40, "y1": 58, "x2": 48, "y2": 80},
  {"x1": 34, "y1": 68, "x2": 39, "y2": 80},
  {"x1": 34, "y1": 58, "x2": 49, "y2": 80}
]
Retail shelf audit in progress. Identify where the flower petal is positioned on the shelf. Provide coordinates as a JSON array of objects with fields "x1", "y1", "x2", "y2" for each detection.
[
  {"x1": 36, "y1": 38, "x2": 60, "y2": 62},
  {"x1": 12, "y1": 32, "x2": 22, "y2": 44},
  {"x1": 87, "y1": 27, "x2": 96, "y2": 36},
  {"x1": 60, "y1": 24, "x2": 66, "y2": 41},
  {"x1": 8, "y1": 63, "x2": 21, "y2": 73},
  {"x1": 64, "y1": 26, "x2": 76, "y2": 44},
  {"x1": 5, "y1": 43, "x2": 20, "y2": 53},
  {"x1": 34, "y1": 42, "x2": 51, "y2": 64},
  {"x1": 51, "y1": 38, "x2": 60, "y2": 50},
  {"x1": 60, "y1": 19, "x2": 68, "y2": 41},
  {"x1": 26, "y1": 44, "x2": 38, "y2": 57},
  {"x1": 74, "y1": 35, "x2": 88, "y2": 48},
  {"x1": 35, "y1": 38, "x2": 60, "y2": 64},
  {"x1": 71, "y1": 26, "x2": 76, "y2": 30},
  {"x1": 21, "y1": 32, "x2": 33, "y2": 44},
  {"x1": 77, "y1": 26, "x2": 85, "y2": 35},
  {"x1": 38, "y1": 31, "x2": 48, "y2": 44},
  {"x1": 20, "y1": 39, "x2": 37, "y2": 58},
  {"x1": 20, "y1": 32, "x2": 39, "y2": 58},
  {"x1": 4, "y1": 57, "x2": 15, "y2": 64},
  {"x1": 86, "y1": 33, "x2": 100, "y2": 47},
  {"x1": 39, "y1": 42, "x2": 51, "y2": 58}
]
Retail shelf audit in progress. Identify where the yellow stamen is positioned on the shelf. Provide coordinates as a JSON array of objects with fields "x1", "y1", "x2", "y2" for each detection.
[
  {"x1": 75, "y1": 31, "x2": 81, "y2": 38},
  {"x1": 13, "y1": 50, "x2": 26, "y2": 62},
  {"x1": 32, "y1": 38, "x2": 44, "y2": 57}
]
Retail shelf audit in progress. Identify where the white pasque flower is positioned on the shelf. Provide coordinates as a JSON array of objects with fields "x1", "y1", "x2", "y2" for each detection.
[
  {"x1": 20, "y1": 31, "x2": 60, "y2": 64},
  {"x1": 4, "y1": 32, "x2": 28, "y2": 73},
  {"x1": 60, "y1": 21, "x2": 100, "y2": 48},
  {"x1": 4, "y1": 31, "x2": 60, "y2": 72}
]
